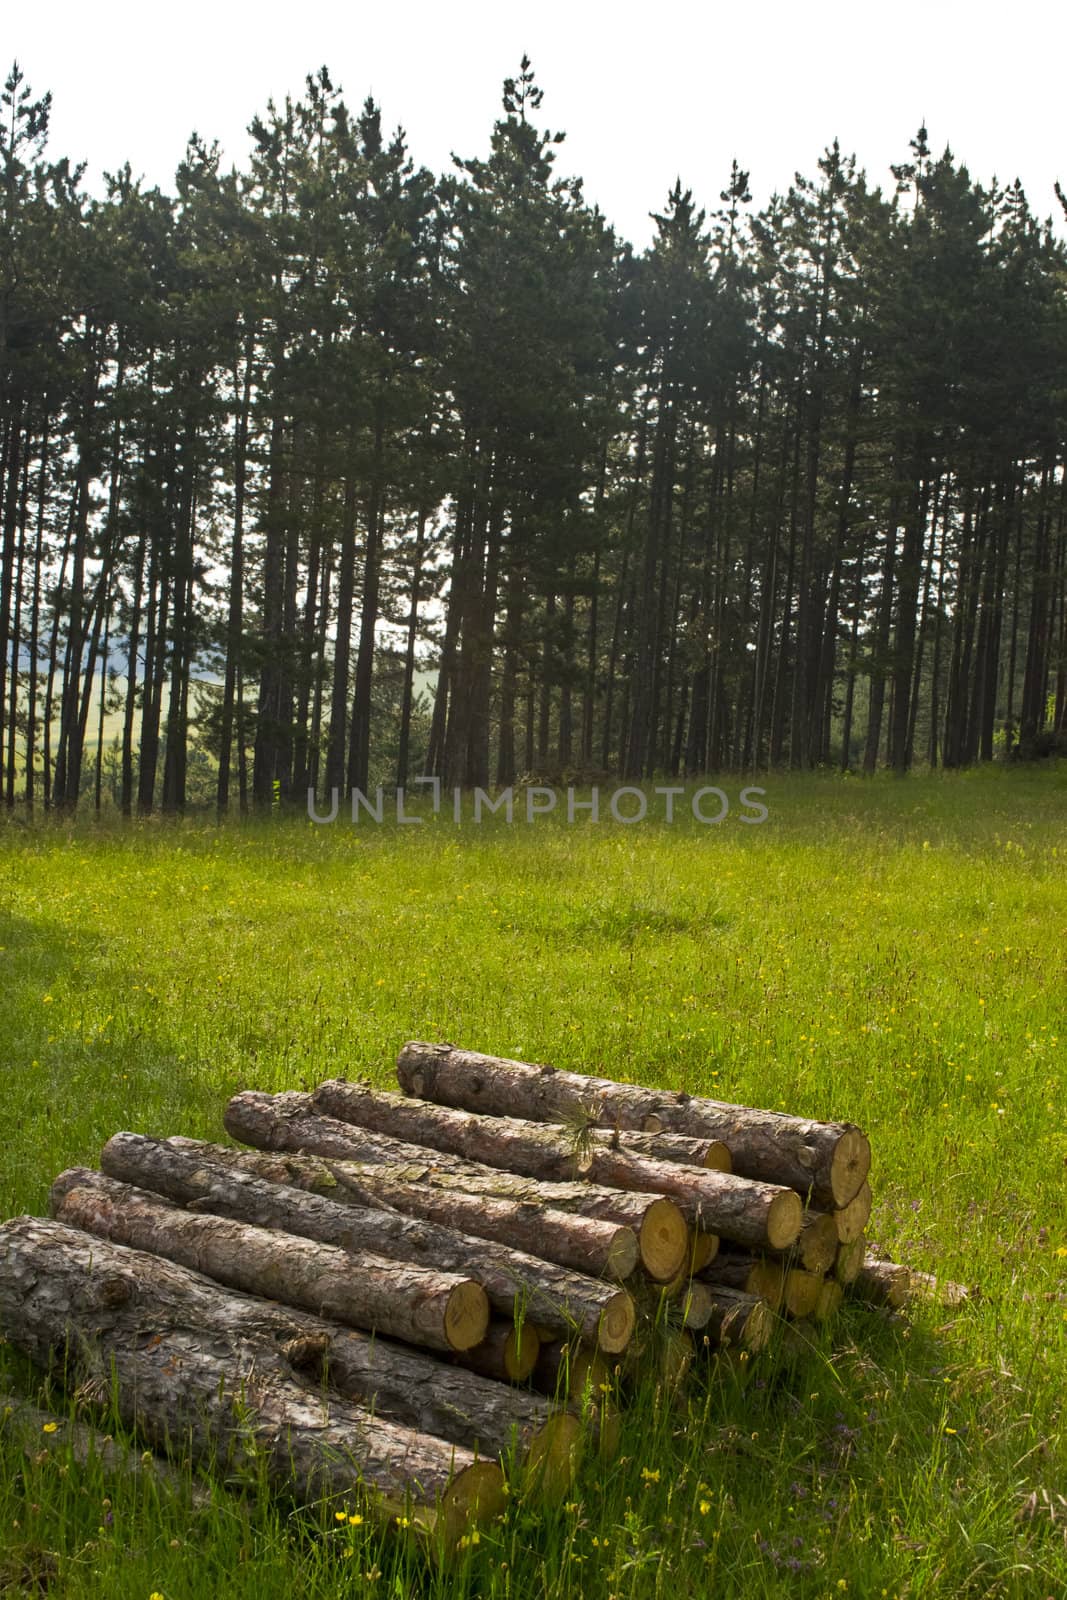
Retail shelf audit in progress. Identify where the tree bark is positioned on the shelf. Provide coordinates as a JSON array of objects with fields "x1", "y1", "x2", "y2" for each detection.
[
  {"x1": 397, "y1": 1042, "x2": 869, "y2": 1209},
  {"x1": 309, "y1": 1081, "x2": 802, "y2": 1251},
  {"x1": 99, "y1": 1136, "x2": 634, "y2": 1354},
  {"x1": 701, "y1": 1287, "x2": 773, "y2": 1352},
  {"x1": 222, "y1": 1094, "x2": 690, "y2": 1281},
  {"x1": 50, "y1": 1169, "x2": 487, "y2": 1354},
  {"x1": 0, "y1": 1216, "x2": 504, "y2": 1545},
  {"x1": 851, "y1": 1256, "x2": 911, "y2": 1309},
  {"x1": 166, "y1": 1136, "x2": 637, "y2": 1281}
]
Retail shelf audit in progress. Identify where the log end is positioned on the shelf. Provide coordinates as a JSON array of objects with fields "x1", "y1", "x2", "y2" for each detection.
[
  {"x1": 783, "y1": 1269, "x2": 823, "y2": 1320},
  {"x1": 766, "y1": 1189, "x2": 804, "y2": 1251},
  {"x1": 506, "y1": 1324, "x2": 541, "y2": 1382},
  {"x1": 688, "y1": 1229, "x2": 719, "y2": 1274},
  {"x1": 830, "y1": 1127, "x2": 872, "y2": 1208},
  {"x1": 444, "y1": 1282, "x2": 491, "y2": 1352},
  {"x1": 596, "y1": 1290, "x2": 636, "y2": 1355},
  {"x1": 833, "y1": 1235, "x2": 866, "y2": 1286},
  {"x1": 638, "y1": 1198, "x2": 689, "y2": 1282},
  {"x1": 522, "y1": 1412, "x2": 583, "y2": 1501},
  {"x1": 749, "y1": 1260, "x2": 786, "y2": 1312},
  {"x1": 438, "y1": 1459, "x2": 507, "y2": 1548},
  {"x1": 605, "y1": 1228, "x2": 641, "y2": 1283},
  {"x1": 679, "y1": 1281, "x2": 713, "y2": 1330},
  {"x1": 742, "y1": 1298, "x2": 774, "y2": 1353},
  {"x1": 814, "y1": 1279, "x2": 843, "y2": 1322},
  {"x1": 701, "y1": 1141, "x2": 733, "y2": 1174},
  {"x1": 800, "y1": 1213, "x2": 841, "y2": 1274}
]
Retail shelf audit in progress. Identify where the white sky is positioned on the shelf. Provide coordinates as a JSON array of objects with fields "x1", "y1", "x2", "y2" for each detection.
[{"x1": 8, "y1": 0, "x2": 1066, "y2": 247}]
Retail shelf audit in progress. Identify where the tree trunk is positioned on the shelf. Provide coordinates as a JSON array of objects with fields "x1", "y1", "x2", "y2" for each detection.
[
  {"x1": 701, "y1": 1286, "x2": 773, "y2": 1352},
  {"x1": 165, "y1": 1136, "x2": 636, "y2": 1281},
  {"x1": 222, "y1": 1094, "x2": 689, "y2": 1280},
  {"x1": 0, "y1": 1216, "x2": 504, "y2": 1544},
  {"x1": 395, "y1": 1042, "x2": 869, "y2": 1210},
  {"x1": 99, "y1": 1136, "x2": 633, "y2": 1354},
  {"x1": 50, "y1": 1169, "x2": 487, "y2": 1354},
  {"x1": 307, "y1": 1081, "x2": 802, "y2": 1251}
]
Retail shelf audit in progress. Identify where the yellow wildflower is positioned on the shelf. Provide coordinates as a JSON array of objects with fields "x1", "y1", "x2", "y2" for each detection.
[{"x1": 41, "y1": 1422, "x2": 58, "y2": 1434}]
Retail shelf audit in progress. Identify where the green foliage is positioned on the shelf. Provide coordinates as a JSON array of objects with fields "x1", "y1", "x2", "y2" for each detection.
[{"x1": 0, "y1": 767, "x2": 1064, "y2": 1596}]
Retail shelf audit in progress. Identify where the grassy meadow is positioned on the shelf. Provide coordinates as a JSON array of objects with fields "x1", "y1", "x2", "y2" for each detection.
[{"x1": 0, "y1": 765, "x2": 1065, "y2": 1599}]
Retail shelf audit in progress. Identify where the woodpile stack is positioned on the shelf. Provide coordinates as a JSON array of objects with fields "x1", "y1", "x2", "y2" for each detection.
[{"x1": 0, "y1": 1040, "x2": 968, "y2": 1549}]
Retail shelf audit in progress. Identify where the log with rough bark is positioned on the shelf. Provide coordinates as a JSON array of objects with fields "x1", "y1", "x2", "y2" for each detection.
[
  {"x1": 165, "y1": 1138, "x2": 637, "y2": 1283},
  {"x1": 223, "y1": 1096, "x2": 690, "y2": 1281},
  {"x1": 782, "y1": 1268, "x2": 824, "y2": 1319},
  {"x1": 852, "y1": 1256, "x2": 911, "y2": 1309},
  {"x1": 50, "y1": 1169, "x2": 488, "y2": 1354},
  {"x1": 396, "y1": 1042, "x2": 870, "y2": 1208},
  {"x1": 833, "y1": 1235, "x2": 866, "y2": 1285},
  {"x1": 701, "y1": 1255, "x2": 786, "y2": 1313},
  {"x1": 453, "y1": 1322, "x2": 540, "y2": 1384},
  {"x1": 99, "y1": 1136, "x2": 634, "y2": 1354},
  {"x1": 0, "y1": 1216, "x2": 504, "y2": 1545},
  {"x1": 833, "y1": 1181, "x2": 872, "y2": 1245},
  {"x1": 304, "y1": 1083, "x2": 802, "y2": 1252},
  {"x1": 4, "y1": 1230, "x2": 578, "y2": 1490},
  {"x1": 702, "y1": 1286, "x2": 773, "y2": 1353}
]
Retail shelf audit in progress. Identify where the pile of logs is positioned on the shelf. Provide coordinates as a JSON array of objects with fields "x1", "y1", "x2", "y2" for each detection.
[{"x1": 0, "y1": 1042, "x2": 961, "y2": 1550}]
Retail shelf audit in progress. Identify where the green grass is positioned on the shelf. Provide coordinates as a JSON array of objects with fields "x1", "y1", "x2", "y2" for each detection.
[{"x1": 1, "y1": 765, "x2": 1065, "y2": 1599}]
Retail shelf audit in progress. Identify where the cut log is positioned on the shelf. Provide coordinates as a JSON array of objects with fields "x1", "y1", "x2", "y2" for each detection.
[
  {"x1": 702, "y1": 1287, "x2": 773, "y2": 1353},
  {"x1": 99, "y1": 1135, "x2": 633, "y2": 1354},
  {"x1": 750, "y1": 1210, "x2": 840, "y2": 1274},
  {"x1": 782, "y1": 1269, "x2": 824, "y2": 1319},
  {"x1": 50, "y1": 1169, "x2": 487, "y2": 1354},
  {"x1": 222, "y1": 1095, "x2": 689, "y2": 1281},
  {"x1": 455, "y1": 1322, "x2": 540, "y2": 1384},
  {"x1": 688, "y1": 1229, "x2": 720, "y2": 1273},
  {"x1": 833, "y1": 1235, "x2": 866, "y2": 1286},
  {"x1": 852, "y1": 1257, "x2": 911, "y2": 1309},
  {"x1": 1, "y1": 1218, "x2": 577, "y2": 1487},
  {"x1": 701, "y1": 1255, "x2": 786, "y2": 1313},
  {"x1": 813, "y1": 1279, "x2": 843, "y2": 1322},
  {"x1": 396, "y1": 1042, "x2": 870, "y2": 1207},
  {"x1": 833, "y1": 1181, "x2": 872, "y2": 1245},
  {"x1": 532, "y1": 1341, "x2": 612, "y2": 1404},
  {"x1": 304, "y1": 1083, "x2": 802, "y2": 1252},
  {"x1": 168, "y1": 1137, "x2": 637, "y2": 1281},
  {"x1": 675, "y1": 1279, "x2": 714, "y2": 1330},
  {"x1": 0, "y1": 1216, "x2": 504, "y2": 1546}
]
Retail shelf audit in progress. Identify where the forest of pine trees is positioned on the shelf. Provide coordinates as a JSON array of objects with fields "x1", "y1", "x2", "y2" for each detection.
[{"x1": 1, "y1": 57, "x2": 1065, "y2": 814}]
